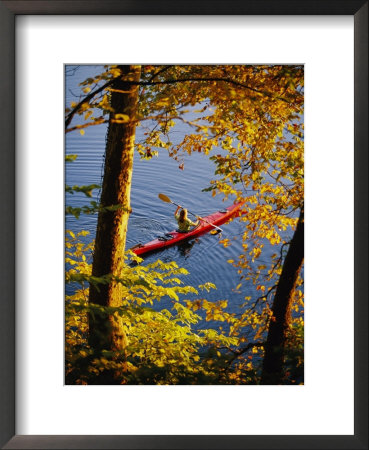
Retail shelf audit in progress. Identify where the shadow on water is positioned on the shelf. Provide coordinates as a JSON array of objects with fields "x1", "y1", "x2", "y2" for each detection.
[{"x1": 177, "y1": 238, "x2": 200, "y2": 258}]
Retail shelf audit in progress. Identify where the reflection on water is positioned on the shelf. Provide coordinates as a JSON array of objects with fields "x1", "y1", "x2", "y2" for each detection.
[{"x1": 176, "y1": 238, "x2": 200, "y2": 259}]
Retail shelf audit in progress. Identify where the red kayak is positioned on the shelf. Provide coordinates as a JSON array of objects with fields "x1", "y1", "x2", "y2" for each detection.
[{"x1": 131, "y1": 202, "x2": 244, "y2": 256}]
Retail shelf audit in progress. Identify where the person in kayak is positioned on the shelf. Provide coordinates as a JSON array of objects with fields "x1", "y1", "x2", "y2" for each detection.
[{"x1": 174, "y1": 206, "x2": 200, "y2": 232}]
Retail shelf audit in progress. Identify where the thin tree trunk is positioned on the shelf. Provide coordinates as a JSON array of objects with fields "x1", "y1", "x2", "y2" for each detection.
[
  {"x1": 261, "y1": 207, "x2": 304, "y2": 384},
  {"x1": 89, "y1": 65, "x2": 141, "y2": 357}
]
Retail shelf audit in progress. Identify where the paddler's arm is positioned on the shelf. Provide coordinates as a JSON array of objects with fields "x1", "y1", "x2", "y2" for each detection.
[
  {"x1": 174, "y1": 205, "x2": 181, "y2": 217},
  {"x1": 191, "y1": 216, "x2": 201, "y2": 226}
]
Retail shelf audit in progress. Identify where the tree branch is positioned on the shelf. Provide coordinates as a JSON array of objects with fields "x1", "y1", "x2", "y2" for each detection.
[
  {"x1": 65, "y1": 78, "x2": 115, "y2": 129},
  {"x1": 222, "y1": 341, "x2": 266, "y2": 377},
  {"x1": 147, "y1": 65, "x2": 174, "y2": 82},
  {"x1": 66, "y1": 118, "x2": 107, "y2": 134},
  {"x1": 131, "y1": 77, "x2": 292, "y2": 103},
  {"x1": 65, "y1": 71, "x2": 296, "y2": 131},
  {"x1": 251, "y1": 284, "x2": 277, "y2": 311}
]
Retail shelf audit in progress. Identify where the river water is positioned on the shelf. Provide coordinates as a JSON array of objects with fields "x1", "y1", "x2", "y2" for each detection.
[{"x1": 65, "y1": 65, "x2": 282, "y2": 317}]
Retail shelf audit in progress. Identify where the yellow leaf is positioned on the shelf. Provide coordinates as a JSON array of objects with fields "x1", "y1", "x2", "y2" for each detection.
[
  {"x1": 114, "y1": 114, "x2": 130, "y2": 122},
  {"x1": 84, "y1": 110, "x2": 93, "y2": 121}
]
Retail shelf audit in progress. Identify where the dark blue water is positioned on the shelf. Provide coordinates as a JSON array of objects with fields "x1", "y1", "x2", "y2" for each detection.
[{"x1": 65, "y1": 66, "x2": 279, "y2": 317}]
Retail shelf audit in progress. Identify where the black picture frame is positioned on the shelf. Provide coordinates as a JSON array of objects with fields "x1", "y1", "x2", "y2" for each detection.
[{"x1": 0, "y1": 1, "x2": 367, "y2": 449}]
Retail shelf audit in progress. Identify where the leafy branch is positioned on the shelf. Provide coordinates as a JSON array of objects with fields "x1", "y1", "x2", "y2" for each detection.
[{"x1": 66, "y1": 202, "x2": 131, "y2": 220}]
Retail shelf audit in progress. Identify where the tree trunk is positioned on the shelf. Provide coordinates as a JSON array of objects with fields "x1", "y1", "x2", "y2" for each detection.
[
  {"x1": 89, "y1": 65, "x2": 141, "y2": 357},
  {"x1": 261, "y1": 207, "x2": 304, "y2": 384}
]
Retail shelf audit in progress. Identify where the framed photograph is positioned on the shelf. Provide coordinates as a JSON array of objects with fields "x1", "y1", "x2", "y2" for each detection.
[{"x1": 1, "y1": 1, "x2": 367, "y2": 449}]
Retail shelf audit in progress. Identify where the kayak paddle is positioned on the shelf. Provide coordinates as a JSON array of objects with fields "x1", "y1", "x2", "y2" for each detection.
[{"x1": 158, "y1": 193, "x2": 223, "y2": 233}]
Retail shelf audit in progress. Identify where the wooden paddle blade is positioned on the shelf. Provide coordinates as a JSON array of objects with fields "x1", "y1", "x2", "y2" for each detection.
[{"x1": 158, "y1": 193, "x2": 171, "y2": 203}]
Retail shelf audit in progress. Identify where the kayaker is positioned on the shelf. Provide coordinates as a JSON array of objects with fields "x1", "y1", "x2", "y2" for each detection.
[{"x1": 174, "y1": 206, "x2": 200, "y2": 232}]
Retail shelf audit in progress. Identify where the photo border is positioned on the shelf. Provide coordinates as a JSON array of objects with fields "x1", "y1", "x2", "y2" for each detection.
[{"x1": 1, "y1": 1, "x2": 367, "y2": 449}]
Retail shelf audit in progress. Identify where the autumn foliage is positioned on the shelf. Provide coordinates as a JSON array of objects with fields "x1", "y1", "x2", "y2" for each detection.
[{"x1": 65, "y1": 65, "x2": 304, "y2": 384}]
